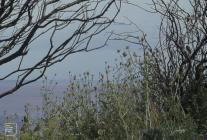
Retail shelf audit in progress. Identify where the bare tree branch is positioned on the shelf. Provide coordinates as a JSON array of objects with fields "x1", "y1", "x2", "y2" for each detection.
[{"x1": 0, "y1": 0, "x2": 122, "y2": 98}]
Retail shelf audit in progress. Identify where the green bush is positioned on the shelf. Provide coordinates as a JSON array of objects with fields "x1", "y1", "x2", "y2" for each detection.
[{"x1": 18, "y1": 49, "x2": 202, "y2": 139}]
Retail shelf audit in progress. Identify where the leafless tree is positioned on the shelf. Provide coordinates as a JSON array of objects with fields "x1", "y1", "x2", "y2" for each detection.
[
  {"x1": 0, "y1": 0, "x2": 121, "y2": 98},
  {"x1": 149, "y1": 1, "x2": 207, "y2": 133},
  {"x1": 113, "y1": 0, "x2": 207, "y2": 134}
]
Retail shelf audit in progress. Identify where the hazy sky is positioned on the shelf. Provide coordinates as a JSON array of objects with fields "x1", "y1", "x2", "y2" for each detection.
[
  {"x1": 0, "y1": 1, "x2": 160, "y2": 81},
  {"x1": 41, "y1": 0, "x2": 160, "y2": 80},
  {"x1": 0, "y1": 0, "x2": 162, "y2": 115}
]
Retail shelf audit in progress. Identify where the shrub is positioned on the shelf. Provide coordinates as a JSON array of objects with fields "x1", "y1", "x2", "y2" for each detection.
[{"x1": 19, "y1": 49, "x2": 202, "y2": 139}]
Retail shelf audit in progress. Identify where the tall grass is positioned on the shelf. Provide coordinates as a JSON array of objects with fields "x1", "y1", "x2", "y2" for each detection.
[{"x1": 18, "y1": 48, "x2": 203, "y2": 140}]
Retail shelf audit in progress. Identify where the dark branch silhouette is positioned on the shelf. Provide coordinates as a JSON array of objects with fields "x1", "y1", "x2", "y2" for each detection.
[
  {"x1": 113, "y1": 0, "x2": 207, "y2": 134},
  {"x1": 0, "y1": 0, "x2": 121, "y2": 98}
]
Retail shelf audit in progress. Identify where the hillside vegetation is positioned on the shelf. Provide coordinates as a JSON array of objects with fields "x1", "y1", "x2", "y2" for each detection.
[{"x1": 16, "y1": 48, "x2": 206, "y2": 140}]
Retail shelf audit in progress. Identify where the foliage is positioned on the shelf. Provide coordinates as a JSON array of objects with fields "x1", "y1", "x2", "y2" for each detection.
[
  {"x1": 18, "y1": 48, "x2": 203, "y2": 140},
  {"x1": 112, "y1": 0, "x2": 207, "y2": 136},
  {"x1": 3, "y1": 0, "x2": 207, "y2": 139}
]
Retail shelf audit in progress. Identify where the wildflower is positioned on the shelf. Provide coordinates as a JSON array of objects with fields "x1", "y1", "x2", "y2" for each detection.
[
  {"x1": 133, "y1": 52, "x2": 137, "y2": 57},
  {"x1": 122, "y1": 52, "x2": 127, "y2": 57}
]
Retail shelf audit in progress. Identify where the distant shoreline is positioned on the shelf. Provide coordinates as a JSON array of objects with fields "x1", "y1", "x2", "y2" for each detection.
[{"x1": 0, "y1": 80, "x2": 69, "y2": 116}]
